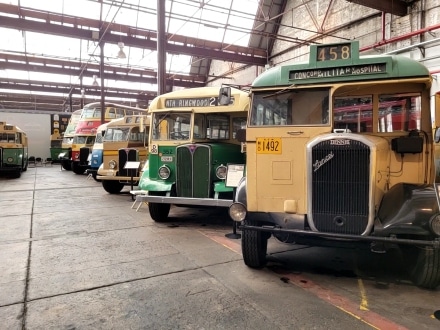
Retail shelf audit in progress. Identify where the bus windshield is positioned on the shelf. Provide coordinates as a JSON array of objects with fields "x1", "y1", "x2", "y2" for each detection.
[
  {"x1": 73, "y1": 135, "x2": 95, "y2": 145},
  {"x1": 334, "y1": 93, "x2": 421, "y2": 133},
  {"x1": 250, "y1": 88, "x2": 330, "y2": 126},
  {"x1": 152, "y1": 112, "x2": 192, "y2": 140},
  {"x1": 0, "y1": 133, "x2": 18, "y2": 143},
  {"x1": 152, "y1": 112, "x2": 245, "y2": 141}
]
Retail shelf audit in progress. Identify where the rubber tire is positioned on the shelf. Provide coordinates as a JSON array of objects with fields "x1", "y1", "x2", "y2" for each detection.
[
  {"x1": 409, "y1": 246, "x2": 440, "y2": 289},
  {"x1": 92, "y1": 172, "x2": 101, "y2": 182},
  {"x1": 241, "y1": 219, "x2": 268, "y2": 268},
  {"x1": 61, "y1": 160, "x2": 72, "y2": 171},
  {"x1": 72, "y1": 162, "x2": 85, "y2": 175},
  {"x1": 148, "y1": 203, "x2": 170, "y2": 222},
  {"x1": 11, "y1": 169, "x2": 22, "y2": 178},
  {"x1": 22, "y1": 160, "x2": 28, "y2": 172},
  {"x1": 102, "y1": 180, "x2": 124, "y2": 194}
]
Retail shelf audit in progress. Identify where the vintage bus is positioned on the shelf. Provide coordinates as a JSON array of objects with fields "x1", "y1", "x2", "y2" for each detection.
[
  {"x1": 97, "y1": 114, "x2": 151, "y2": 193},
  {"x1": 71, "y1": 102, "x2": 147, "y2": 175},
  {"x1": 0, "y1": 121, "x2": 28, "y2": 178},
  {"x1": 87, "y1": 121, "x2": 110, "y2": 181},
  {"x1": 59, "y1": 109, "x2": 82, "y2": 170},
  {"x1": 49, "y1": 113, "x2": 71, "y2": 162},
  {"x1": 136, "y1": 86, "x2": 249, "y2": 222},
  {"x1": 225, "y1": 41, "x2": 440, "y2": 289}
]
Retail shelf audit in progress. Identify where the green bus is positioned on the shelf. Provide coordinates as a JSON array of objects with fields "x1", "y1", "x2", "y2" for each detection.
[
  {"x1": 0, "y1": 121, "x2": 29, "y2": 178},
  {"x1": 224, "y1": 41, "x2": 440, "y2": 289},
  {"x1": 137, "y1": 86, "x2": 249, "y2": 222}
]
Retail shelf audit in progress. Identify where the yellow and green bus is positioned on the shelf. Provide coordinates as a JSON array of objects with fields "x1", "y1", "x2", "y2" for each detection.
[
  {"x1": 59, "y1": 109, "x2": 82, "y2": 170},
  {"x1": 0, "y1": 121, "x2": 28, "y2": 178},
  {"x1": 225, "y1": 41, "x2": 440, "y2": 289},
  {"x1": 136, "y1": 86, "x2": 249, "y2": 222},
  {"x1": 97, "y1": 114, "x2": 151, "y2": 193}
]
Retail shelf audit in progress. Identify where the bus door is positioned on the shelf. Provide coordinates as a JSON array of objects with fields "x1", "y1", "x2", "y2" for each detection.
[{"x1": 246, "y1": 88, "x2": 330, "y2": 213}]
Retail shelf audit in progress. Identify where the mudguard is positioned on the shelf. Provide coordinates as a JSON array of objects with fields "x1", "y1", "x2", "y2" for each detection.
[
  {"x1": 375, "y1": 183, "x2": 439, "y2": 237},
  {"x1": 234, "y1": 177, "x2": 247, "y2": 206},
  {"x1": 138, "y1": 159, "x2": 173, "y2": 192}
]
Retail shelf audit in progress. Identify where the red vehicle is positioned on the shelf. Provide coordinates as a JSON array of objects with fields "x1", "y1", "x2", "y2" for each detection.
[{"x1": 70, "y1": 102, "x2": 147, "y2": 174}]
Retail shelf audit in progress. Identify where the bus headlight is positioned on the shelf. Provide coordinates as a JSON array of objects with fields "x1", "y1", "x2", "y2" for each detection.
[
  {"x1": 229, "y1": 202, "x2": 247, "y2": 222},
  {"x1": 215, "y1": 165, "x2": 227, "y2": 179},
  {"x1": 7, "y1": 157, "x2": 14, "y2": 163},
  {"x1": 430, "y1": 214, "x2": 440, "y2": 236},
  {"x1": 158, "y1": 165, "x2": 171, "y2": 179},
  {"x1": 109, "y1": 160, "x2": 117, "y2": 169}
]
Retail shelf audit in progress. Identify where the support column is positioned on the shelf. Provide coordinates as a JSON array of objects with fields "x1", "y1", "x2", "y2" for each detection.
[{"x1": 157, "y1": 0, "x2": 166, "y2": 95}]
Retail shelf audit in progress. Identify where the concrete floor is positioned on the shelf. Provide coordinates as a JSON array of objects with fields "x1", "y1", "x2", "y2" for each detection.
[{"x1": 0, "y1": 165, "x2": 438, "y2": 330}]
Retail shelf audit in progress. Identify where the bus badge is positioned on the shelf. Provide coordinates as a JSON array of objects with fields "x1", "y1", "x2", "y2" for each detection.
[
  {"x1": 330, "y1": 139, "x2": 350, "y2": 145},
  {"x1": 313, "y1": 152, "x2": 334, "y2": 172},
  {"x1": 188, "y1": 144, "x2": 198, "y2": 153}
]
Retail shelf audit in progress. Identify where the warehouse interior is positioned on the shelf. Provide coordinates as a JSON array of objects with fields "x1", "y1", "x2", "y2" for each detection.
[{"x1": 1, "y1": 0, "x2": 436, "y2": 113}]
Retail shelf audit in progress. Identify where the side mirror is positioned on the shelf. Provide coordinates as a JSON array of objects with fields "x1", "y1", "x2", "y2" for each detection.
[
  {"x1": 435, "y1": 128, "x2": 440, "y2": 143},
  {"x1": 435, "y1": 92, "x2": 440, "y2": 128},
  {"x1": 218, "y1": 86, "x2": 231, "y2": 105}
]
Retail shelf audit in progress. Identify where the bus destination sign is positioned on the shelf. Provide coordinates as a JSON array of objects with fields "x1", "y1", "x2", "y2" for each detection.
[
  {"x1": 289, "y1": 63, "x2": 387, "y2": 81},
  {"x1": 316, "y1": 43, "x2": 352, "y2": 61},
  {"x1": 165, "y1": 97, "x2": 218, "y2": 108}
]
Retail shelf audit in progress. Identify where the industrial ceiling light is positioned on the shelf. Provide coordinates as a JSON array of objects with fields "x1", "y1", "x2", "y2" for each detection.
[
  {"x1": 117, "y1": 42, "x2": 126, "y2": 59},
  {"x1": 92, "y1": 75, "x2": 99, "y2": 86}
]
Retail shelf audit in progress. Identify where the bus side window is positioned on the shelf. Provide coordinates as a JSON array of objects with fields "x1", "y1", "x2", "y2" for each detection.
[
  {"x1": 232, "y1": 117, "x2": 247, "y2": 139},
  {"x1": 108, "y1": 108, "x2": 116, "y2": 119}
]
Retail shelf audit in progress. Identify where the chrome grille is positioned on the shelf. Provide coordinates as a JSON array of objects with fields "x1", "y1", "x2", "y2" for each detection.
[
  {"x1": 311, "y1": 139, "x2": 370, "y2": 235},
  {"x1": 176, "y1": 144, "x2": 211, "y2": 198}
]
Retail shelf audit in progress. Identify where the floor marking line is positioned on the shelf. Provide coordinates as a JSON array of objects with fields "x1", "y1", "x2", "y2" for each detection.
[
  {"x1": 358, "y1": 278, "x2": 369, "y2": 311},
  {"x1": 277, "y1": 271, "x2": 409, "y2": 330},
  {"x1": 199, "y1": 230, "x2": 242, "y2": 254},
  {"x1": 202, "y1": 230, "x2": 409, "y2": 330}
]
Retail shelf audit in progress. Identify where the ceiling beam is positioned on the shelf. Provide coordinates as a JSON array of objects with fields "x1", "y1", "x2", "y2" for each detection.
[
  {"x1": 0, "y1": 53, "x2": 206, "y2": 88},
  {"x1": 0, "y1": 10, "x2": 267, "y2": 66}
]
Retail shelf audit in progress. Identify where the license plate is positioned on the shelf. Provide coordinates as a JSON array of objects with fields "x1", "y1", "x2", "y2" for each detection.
[
  {"x1": 256, "y1": 137, "x2": 282, "y2": 154},
  {"x1": 161, "y1": 156, "x2": 173, "y2": 162}
]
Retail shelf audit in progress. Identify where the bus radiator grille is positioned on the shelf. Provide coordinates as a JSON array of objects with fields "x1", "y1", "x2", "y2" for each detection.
[
  {"x1": 176, "y1": 144, "x2": 211, "y2": 198},
  {"x1": 79, "y1": 147, "x2": 90, "y2": 164},
  {"x1": 311, "y1": 140, "x2": 370, "y2": 235},
  {"x1": 119, "y1": 148, "x2": 138, "y2": 177}
]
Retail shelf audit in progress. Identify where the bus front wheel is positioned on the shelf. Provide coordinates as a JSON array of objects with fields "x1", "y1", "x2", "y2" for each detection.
[
  {"x1": 102, "y1": 180, "x2": 124, "y2": 194},
  {"x1": 408, "y1": 246, "x2": 440, "y2": 289},
  {"x1": 61, "y1": 160, "x2": 72, "y2": 171},
  {"x1": 11, "y1": 169, "x2": 22, "y2": 178},
  {"x1": 148, "y1": 203, "x2": 170, "y2": 222},
  {"x1": 72, "y1": 162, "x2": 85, "y2": 175},
  {"x1": 242, "y1": 219, "x2": 268, "y2": 268}
]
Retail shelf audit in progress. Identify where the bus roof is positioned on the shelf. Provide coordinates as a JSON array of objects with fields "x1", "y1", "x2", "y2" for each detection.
[
  {"x1": 1, "y1": 122, "x2": 25, "y2": 133},
  {"x1": 83, "y1": 102, "x2": 147, "y2": 111},
  {"x1": 106, "y1": 114, "x2": 151, "y2": 127},
  {"x1": 149, "y1": 86, "x2": 249, "y2": 112},
  {"x1": 253, "y1": 41, "x2": 430, "y2": 88}
]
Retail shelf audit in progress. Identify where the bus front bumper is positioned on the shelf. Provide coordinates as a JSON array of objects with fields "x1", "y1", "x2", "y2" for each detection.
[
  {"x1": 97, "y1": 175, "x2": 140, "y2": 181},
  {"x1": 135, "y1": 195, "x2": 233, "y2": 207}
]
